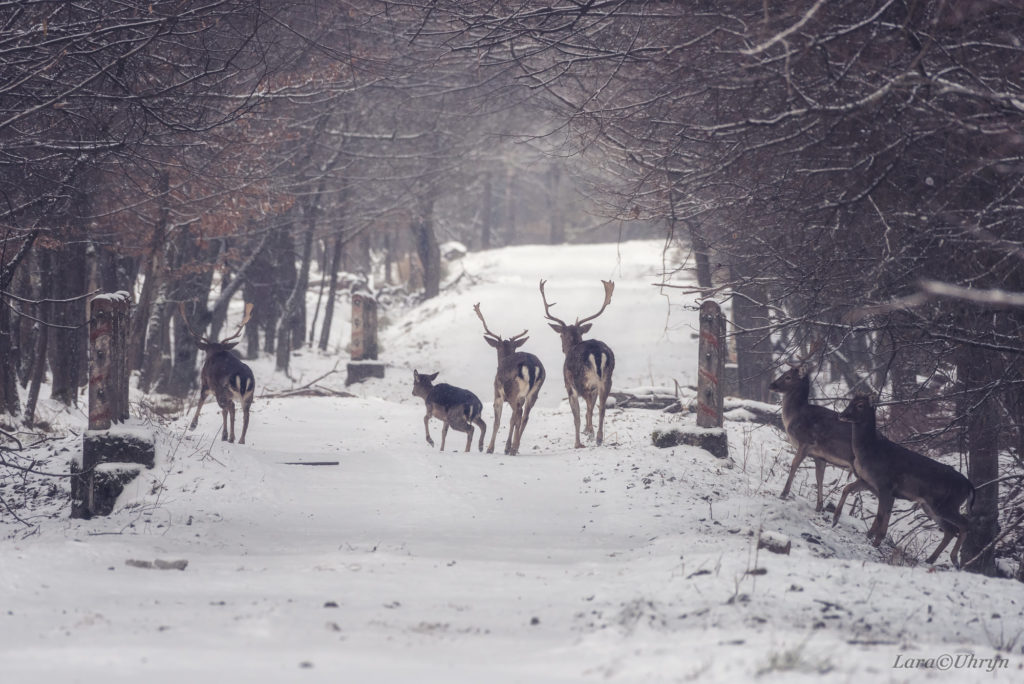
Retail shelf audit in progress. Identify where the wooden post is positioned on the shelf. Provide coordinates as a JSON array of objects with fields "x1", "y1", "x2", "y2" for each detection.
[
  {"x1": 350, "y1": 293, "x2": 378, "y2": 361},
  {"x1": 74, "y1": 292, "x2": 153, "y2": 519},
  {"x1": 346, "y1": 291, "x2": 385, "y2": 385},
  {"x1": 697, "y1": 300, "x2": 726, "y2": 428},
  {"x1": 87, "y1": 292, "x2": 130, "y2": 430}
]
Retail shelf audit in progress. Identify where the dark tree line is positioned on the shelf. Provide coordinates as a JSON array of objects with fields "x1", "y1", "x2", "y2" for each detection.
[
  {"x1": 0, "y1": 0, "x2": 598, "y2": 421},
  {"x1": 391, "y1": 0, "x2": 1024, "y2": 576}
]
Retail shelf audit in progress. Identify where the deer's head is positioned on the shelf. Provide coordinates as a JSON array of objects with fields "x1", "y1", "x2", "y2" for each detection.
[
  {"x1": 839, "y1": 393, "x2": 876, "y2": 425},
  {"x1": 539, "y1": 279, "x2": 614, "y2": 353},
  {"x1": 412, "y1": 370, "x2": 438, "y2": 399},
  {"x1": 179, "y1": 302, "x2": 253, "y2": 357},
  {"x1": 768, "y1": 364, "x2": 810, "y2": 394},
  {"x1": 473, "y1": 303, "x2": 529, "y2": 360}
]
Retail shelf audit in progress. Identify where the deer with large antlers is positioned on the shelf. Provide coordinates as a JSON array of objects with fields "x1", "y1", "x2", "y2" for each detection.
[
  {"x1": 473, "y1": 303, "x2": 546, "y2": 455},
  {"x1": 835, "y1": 393, "x2": 974, "y2": 566},
  {"x1": 180, "y1": 302, "x2": 256, "y2": 444},
  {"x1": 539, "y1": 279, "x2": 615, "y2": 448}
]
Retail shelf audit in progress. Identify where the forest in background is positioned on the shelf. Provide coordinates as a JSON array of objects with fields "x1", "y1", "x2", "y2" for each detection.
[{"x1": 1, "y1": 1, "x2": 1023, "y2": 577}]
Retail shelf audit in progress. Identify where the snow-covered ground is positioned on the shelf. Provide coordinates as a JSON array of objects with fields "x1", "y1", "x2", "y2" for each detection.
[{"x1": 2, "y1": 240, "x2": 1022, "y2": 682}]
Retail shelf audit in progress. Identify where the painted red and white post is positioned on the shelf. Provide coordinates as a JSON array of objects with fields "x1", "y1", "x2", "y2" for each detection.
[{"x1": 697, "y1": 300, "x2": 726, "y2": 429}]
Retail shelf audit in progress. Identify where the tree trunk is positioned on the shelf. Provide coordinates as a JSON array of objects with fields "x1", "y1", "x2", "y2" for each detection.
[
  {"x1": 162, "y1": 235, "x2": 218, "y2": 397},
  {"x1": 957, "y1": 347, "x2": 1000, "y2": 576},
  {"x1": 138, "y1": 278, "x2": 172, "y2": 394},
  {"x1": 547, "y1": 164, "x2": 564, "y2": 245},
  {"x1": 48, "y1": 237, "x2": 88, "y2": 407},
  {"x1": 688, "y1": 221, "x2": 713, "y2": 290},
  {"x1": 503, "y1": 165, "x2": 517, "y2": 245},
  {"x1": 481, "y1": 171, "x2": 493, "y2": 250},
  {"x1": 731, "y1": 263, "x2": 771, "y2": 402},
  {"x1": 0, "y1": 229, "x2": 38, "y2": 418},
  {"x1": 129, "y1": 170, "x2": 170, "y2": 372},
  {"x1": 0, "y1": 300, "x2": 19, "y2": 417},
  {"x1": 23, "y1": 250, "x2": 52, "y2": 427},
  {"x1": 276, "y1": 204, "x2": 318, "y2": 373},
  {"x1": 319, "y1": 233, "x2": 344, "y2": 351},
  {"x1": 410, "y1": 196, "x2": 441, "y2": 299}
]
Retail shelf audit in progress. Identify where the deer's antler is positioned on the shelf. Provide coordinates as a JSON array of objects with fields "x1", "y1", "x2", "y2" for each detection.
[
  {"x1": 178, "y1": 302, "x2": 210, "y2": 344},
  {"x1": 220, "y1": 302, "x2": 254, "y2": 344},
  {"x1": 575, "y1": 280, "x2": 615, "y2": 325},
  {"x1": 473, "y1": 302, "x2": 500, "y2": 340},
  {"x1": 539, "y1": 279, "x2": 568, "y2": 326},
  {"x1": 475, "y1": 302, "x2": 527, "y2": 342}
]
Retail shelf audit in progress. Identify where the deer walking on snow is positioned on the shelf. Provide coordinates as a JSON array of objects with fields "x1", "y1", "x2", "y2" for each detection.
[
  {"x1": 539, "y1": 279, "x2": 615, "y2": 448},
  {"x1": 473, "y1": 303, "x2": 545, "y2": 455},
  {"x1": 180, "y1": 302, "x2": 256, "y2": 444},
  {"x1": 835, "y1": 393, "x2": 974, "y2": 567},
  {"x1": 768, "y1": 363, "x2": 857, "y2": 511},
  {"x1": 411, "y1": 370, "x2": 487, "y2": 452}
]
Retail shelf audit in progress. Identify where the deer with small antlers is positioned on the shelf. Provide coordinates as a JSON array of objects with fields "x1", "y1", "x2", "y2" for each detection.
[
  {"x1": 539, "y1": 279, "x2": 615, "y2": 448},
  {"x1": 180, "y1": 302, "x2": 256, "y2": 444},
  {"x1": 835, "y1": 393, "x2": 974, "y2": 566},
  {"x1": 473, "y1": 303, "x2": 546, "y2": 456}
]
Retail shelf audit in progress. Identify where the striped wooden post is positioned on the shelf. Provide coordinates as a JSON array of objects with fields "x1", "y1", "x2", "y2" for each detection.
[
  {"x1": 87, "y1": 292, "x2": 130, "y2": 430},
  {"x1": 697, "y1": 300, "x2": 726, "y2": 428},
  {"x1": 74, "y1": 291, "x2": 152, "y2": 518}
]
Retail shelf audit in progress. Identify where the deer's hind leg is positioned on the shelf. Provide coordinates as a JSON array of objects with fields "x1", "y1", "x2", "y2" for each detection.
[
  {"x1": 567, "y1": 385, "x2": 584, "y2": 448},
  {"x1": 596, "y1": 383, "x2": 611, "y2": 446},
  {"x1": 441, "y1": 420, "x2": 451, "y2": 451},
  {"x1": 474, "y1": 416, "x2": 486, "y2": 452},
  {"x1": 216, "y1": 395, "x2": 235, "y2": 442},
  {"x1": 238, "y1": 393, "x2": 252, "y2": 445},
  {"x1": 582, "y1": 391, "x2": 596, "y2": 439}
]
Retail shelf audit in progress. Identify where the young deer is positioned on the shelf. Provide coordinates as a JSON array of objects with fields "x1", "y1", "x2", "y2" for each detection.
[
  {"x1": 411, "y1": 370, "x2": 487, "y2": 452},
  {"x1": 539, "y1": 279, "x2": 615, "y2": 448},
  {"x1": 180, "y1": 302, "x2": 256, "y2": 444},
  {"x1": 837, "y1": 393, "x2": 974, "y2": 566},
  {"x1": 473, "y1": 303, "x2": 546, "y2": 456},
  {"x1": 768, "y1": 364, "x2": 856, "y2": 511}
]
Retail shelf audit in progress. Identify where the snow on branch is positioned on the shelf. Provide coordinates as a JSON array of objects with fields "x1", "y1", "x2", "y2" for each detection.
[{"x1": 741, "y1": 0, "x2": 827, "y2": 56}]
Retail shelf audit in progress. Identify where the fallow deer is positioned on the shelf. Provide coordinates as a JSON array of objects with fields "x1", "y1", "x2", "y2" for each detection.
[
  {"x1": 473, "y1": 303, "x2": 546, "y2": 455},
  {"x1": 837, "y1": 393, "x2": 974, "y2": 566},
  {"x1": 769, "y1": 363, "x2": 857, "y2": 511},
  {"x1": 180, "y1": 302, "x2": 256, "y2": 444},
  {"x1": 539, "y1": 279, "x2": 615, "y2": 448},
  {"x1": 411, "y1": 370, "x2": 487, "y2": 452}
]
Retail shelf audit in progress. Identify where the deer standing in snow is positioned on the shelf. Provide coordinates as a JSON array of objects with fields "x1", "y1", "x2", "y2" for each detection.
[
  {"x1": 180, "y1": 302, "x2": 256, "y2": 444},
  {"x1": 768, "y1": 363, "x2": 857, "y2": 511},
  {"x1": 473, "y1": 303, "x2": 545, "y2": 455},
  {"x1": 539, "y1": 279, "x2": 615, "y2": 448},
  {"x1": 411, "y1": 370, "x2": 487, "y2": 452},
  {"x1": 836, "y1": 393, "x2": 974, "y2": 566}
]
